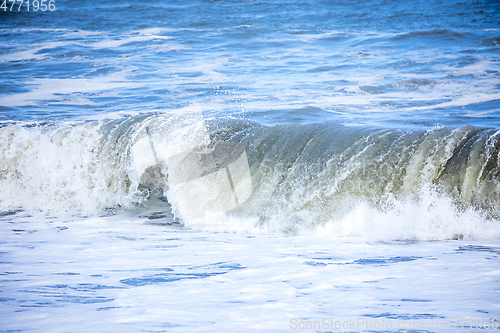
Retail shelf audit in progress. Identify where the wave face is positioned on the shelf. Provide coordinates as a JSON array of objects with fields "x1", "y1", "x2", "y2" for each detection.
[
  {"x1": 1, "y1": 114, "x2": 499, "y2": 240},
  {"x1": 229, "y1": 122, "x2": 500, "y2": 239}
]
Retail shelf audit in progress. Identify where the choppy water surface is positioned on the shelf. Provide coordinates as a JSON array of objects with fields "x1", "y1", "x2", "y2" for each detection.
[{"x1": 1, "y1": 0, "x2": 499, "y2": 331}]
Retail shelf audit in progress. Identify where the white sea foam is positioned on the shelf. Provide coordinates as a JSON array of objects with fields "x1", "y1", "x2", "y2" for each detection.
[
  {"x1": 89, "y1": 35, "x2": 172, "y2": 49},
  {"x1": 0, "y1": 211, "x2": 498, "y2": 332},
  {"x1": 0, "y1": 73, "x2": 143, "y2": 107},
  {"x1": 0, "y1": 42, "x2": 67, "y2": 62},
  {"x1": 0, "y1": 122, "x2": 137, "y2": 213},
  {"x1": 187, "y1": 191, "x2": 500, "y2": 241}
]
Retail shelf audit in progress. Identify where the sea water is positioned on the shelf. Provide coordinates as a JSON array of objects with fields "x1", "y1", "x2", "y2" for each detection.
[{"x1": 0, "y1": 0, "x2": 499, "y2": 332}]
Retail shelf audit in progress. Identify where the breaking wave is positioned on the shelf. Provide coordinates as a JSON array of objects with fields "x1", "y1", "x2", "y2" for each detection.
[{"x1": 0, "y1": 113, "x2": 499, "y2": 240}]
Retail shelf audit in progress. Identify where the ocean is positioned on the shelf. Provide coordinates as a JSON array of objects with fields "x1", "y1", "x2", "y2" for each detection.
[{"x1": 1, "y1": 0, "x2": 499, "y2": 332}]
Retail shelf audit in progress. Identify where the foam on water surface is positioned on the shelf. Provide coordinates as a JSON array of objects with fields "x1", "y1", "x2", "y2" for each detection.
[
  {"x1": 0, "y1": 0, "x2": 499, "y2": 331},
  {"x1": 0, "y1": 210, "x2": 499, "y2": 332}
]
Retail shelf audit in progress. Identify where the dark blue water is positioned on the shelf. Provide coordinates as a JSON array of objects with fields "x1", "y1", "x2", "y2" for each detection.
[{"x1": 1, "y1": 0, "x2": 499, "y2": 128}]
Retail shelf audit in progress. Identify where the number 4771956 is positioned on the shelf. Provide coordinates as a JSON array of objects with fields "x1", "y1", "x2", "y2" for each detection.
[{"x1": 1, "y1": 0, "x2": 56, "y2": 11}]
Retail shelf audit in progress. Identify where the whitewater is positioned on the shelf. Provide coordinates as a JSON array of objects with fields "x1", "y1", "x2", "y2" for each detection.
[{"x1": 1, "y1": 0, "x2": 499, "y2": 332}]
